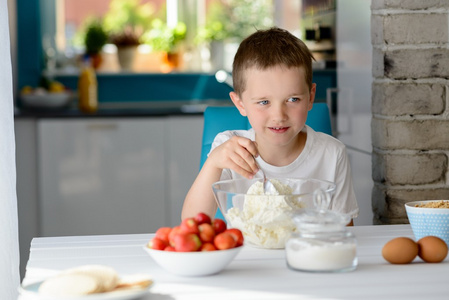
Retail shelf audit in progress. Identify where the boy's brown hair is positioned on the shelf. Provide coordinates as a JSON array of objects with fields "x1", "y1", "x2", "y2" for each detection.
[{"x1": 232, "y1": 27, "x2": 315, "y2": 95}]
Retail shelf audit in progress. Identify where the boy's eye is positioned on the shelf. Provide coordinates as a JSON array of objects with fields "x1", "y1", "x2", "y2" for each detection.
[
  {"x1": 288, "y1": 97, "x2": 300, "y2": 102},
  {"x1": 258, "y1": 100, "x2": 269, "y2": 105}
]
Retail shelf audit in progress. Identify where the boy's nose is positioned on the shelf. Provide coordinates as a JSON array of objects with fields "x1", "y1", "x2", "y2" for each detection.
[{"x1": 271, "y1": 104, "x2": 288, "y2": 122}]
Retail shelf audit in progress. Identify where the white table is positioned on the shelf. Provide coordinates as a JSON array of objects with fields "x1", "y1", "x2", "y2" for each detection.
[{"x1": 20, "y1": 225, "x2": 449, "y2": 300}]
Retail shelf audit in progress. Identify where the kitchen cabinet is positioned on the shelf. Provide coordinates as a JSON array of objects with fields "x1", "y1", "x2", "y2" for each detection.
[
  {"x1": 15, "y1": 115, "x2": 203, "y2": 278},
  {"x1": 335, "y1": 0, "x2": 373, "y2": 225},
  {"x1": 25, "y1": 116, "x2": 202, "y2": 237},
  {"x1": 15, "y1": 119, "x2": 39, "y2": 279},
  {"x1": 38, "y1": 118, "x2": 167, "y2": 236},
  {"x1": 165, "y1": 116, "x2": 204, "y2": 225}
]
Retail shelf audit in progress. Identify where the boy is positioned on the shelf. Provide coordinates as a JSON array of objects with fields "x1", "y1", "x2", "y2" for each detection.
[{"x1": 182, "y1": 27, "x2": 358, "y2": 224}]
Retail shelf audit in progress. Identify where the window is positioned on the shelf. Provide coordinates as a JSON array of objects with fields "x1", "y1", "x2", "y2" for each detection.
[{"x1": 39, "y1": 0, "x2": 304, "y2": 74}]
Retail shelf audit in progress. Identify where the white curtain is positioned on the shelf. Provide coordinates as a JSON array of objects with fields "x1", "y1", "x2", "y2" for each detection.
[{"x1": 0, "y1": 0, "x2": 20, "y2": 298}]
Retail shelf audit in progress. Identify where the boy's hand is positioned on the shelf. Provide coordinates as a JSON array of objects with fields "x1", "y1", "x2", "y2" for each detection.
[{"x1": 208, "y1": 135, "x2": 259, "y2": 179}]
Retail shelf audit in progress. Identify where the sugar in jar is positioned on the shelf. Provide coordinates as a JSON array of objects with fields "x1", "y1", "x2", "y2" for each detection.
[{"x1": 285, "y1": 189, "x2": 357, "y2": 273}]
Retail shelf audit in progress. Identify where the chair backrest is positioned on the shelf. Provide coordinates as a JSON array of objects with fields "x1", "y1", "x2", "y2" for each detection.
[
  {"x1": 200, "y1": 102, "x2": 332, "y2": 220},
  {"x1": 200, "y1": 102, "x2": 332, "y2": 169}
]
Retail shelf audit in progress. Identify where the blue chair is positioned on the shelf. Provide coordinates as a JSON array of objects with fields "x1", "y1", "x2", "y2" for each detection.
[
  {"x1": 200, "y1": 102, "x2": 332, "y2": 168},
  {"x1": 200, "y1": 102, "x2": 333, "y2": 219}
]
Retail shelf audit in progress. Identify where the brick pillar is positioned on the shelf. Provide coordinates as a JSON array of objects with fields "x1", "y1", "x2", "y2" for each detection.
[{"x1": 371, "y1": 0, "x2": 449, "y2": 224}]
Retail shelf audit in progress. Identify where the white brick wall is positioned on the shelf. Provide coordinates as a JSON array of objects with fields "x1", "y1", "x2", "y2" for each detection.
[
  {"x1": 372, "y1": 81, "x2": 445, "y2": 115},
  {"x1": 371, "y1": 0, "x2": 449, "y2": 224}
]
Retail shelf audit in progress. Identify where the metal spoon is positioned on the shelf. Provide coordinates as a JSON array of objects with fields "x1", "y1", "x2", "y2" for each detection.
[
  {"x1": 261, "y1": 169, "x2": 277, "y2": 195},
  {"x1": 231, "y1": 131, "x2": 277, "y2": 194}
]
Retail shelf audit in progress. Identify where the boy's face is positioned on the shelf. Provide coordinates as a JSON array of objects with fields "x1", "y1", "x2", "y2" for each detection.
[{"x1": 230, "y1": 65, "x2": 316, "y2": 148}]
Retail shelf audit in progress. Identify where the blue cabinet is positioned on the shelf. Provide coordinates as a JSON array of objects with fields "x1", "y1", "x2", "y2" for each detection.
[{"x1": 49, "y1": 70, "x2": 335, "y2": 106}]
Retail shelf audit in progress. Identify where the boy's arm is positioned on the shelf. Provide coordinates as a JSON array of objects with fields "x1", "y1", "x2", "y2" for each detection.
[
  {"x1": 181, "y1": 158, "x2": 223, "y2": 220},
  {"x1": 181, "y1": 135, "x2": 260, "y2": 220}
]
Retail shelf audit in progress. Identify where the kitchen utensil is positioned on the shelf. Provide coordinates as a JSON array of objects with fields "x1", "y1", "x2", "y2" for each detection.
[
  {"x1": 20, "y1": 91, "x2": 73, "y2": 110},
  {"x1": 286, "y1": 188, "x2": 357, "y2": 273},
  {"x1": 212, "y1": 177, "x2": 336, "y2": 248},
  {"x1": 143, "y1": 245, "x2": 242, "y2": 276},
  {"x1": 19, "y1": 280, "x2": 153, "y2": 300},
  {"x1": 231, "y1": 131, "x2": 276, "y2": 194},
  {"x1": 405, "y1": 200, "x2": 449, "y2": 245}
]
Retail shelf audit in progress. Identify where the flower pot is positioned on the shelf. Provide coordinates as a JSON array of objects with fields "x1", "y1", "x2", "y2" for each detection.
[
  {"x1": 160, "y1": 51, "x2": 183, "y2": 73},
  {"x1": 89, "y1": 53, "x2": 103, "y2": 69},
  {"x1": 117, "y1": 45, "x2": 138, "y2": 71},
  {"x1": 210, "y1": 41, "x2": 224, "y2": 71},
  {"x1": 210, "y1": 40, "x2": 239, "y2": 72}
]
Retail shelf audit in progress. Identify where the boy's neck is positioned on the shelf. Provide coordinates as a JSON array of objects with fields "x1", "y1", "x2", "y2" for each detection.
[{"x1": 256, "y1": 131, "x2": 307, "y2": 167}]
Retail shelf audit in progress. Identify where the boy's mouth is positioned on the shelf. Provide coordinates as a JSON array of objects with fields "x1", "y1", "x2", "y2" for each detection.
[{"x1": 269, "y1": 126, "x2": 289, "y2": 133}]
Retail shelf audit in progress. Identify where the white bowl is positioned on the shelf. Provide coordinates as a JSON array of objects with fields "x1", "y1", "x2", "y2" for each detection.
[
  {"x1": 212, "y1": 178, "x2": 336, "y2": 249},
  {"x1": 405, "y1": 200, "x2": 449, "y2": 245},
  {"x1": 20, "y1": 92, "x2": 73, "y2": 109},
  {"x1": 143, "y1": 245, "x2": 242, "y2": 276}
]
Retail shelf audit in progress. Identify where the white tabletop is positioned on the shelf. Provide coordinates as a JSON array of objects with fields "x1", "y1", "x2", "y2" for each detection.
[{"x1": 20, "y1": 225, "x2": 449, "y2": 300}]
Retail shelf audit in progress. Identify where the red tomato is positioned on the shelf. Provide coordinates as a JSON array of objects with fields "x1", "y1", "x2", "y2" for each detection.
[
  {"x1": 226, "y1": 228, "x2": 244, "y2": 246},
  {"x1": 212, "y1": 218, "x2": 227, "y2": 234},
  {"x1": 194, "y1": 212, "x2": 212, "y2": 225}
]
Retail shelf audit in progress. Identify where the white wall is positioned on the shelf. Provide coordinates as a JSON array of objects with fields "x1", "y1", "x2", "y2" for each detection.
[{"x1": 7, "y1": 0, "x2": 17, "y2": 97}]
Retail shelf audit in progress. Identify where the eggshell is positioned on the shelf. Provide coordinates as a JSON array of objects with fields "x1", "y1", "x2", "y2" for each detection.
[
  {"x1": 382, "y1": 237, "x2": 418, "y2": 264},
  {"x1": 417, "y1": 236, "x2": 448, "y2": 263}
]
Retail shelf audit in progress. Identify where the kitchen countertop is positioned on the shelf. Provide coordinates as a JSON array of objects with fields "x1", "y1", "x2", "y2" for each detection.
[{"x1": 14, "y1": 100, "x2": 234, "y2": 119}]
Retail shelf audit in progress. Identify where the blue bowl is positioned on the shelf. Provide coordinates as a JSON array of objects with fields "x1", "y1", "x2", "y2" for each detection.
[{"x1": 405, "y1": 200, "x2": 449, "y2": 245}]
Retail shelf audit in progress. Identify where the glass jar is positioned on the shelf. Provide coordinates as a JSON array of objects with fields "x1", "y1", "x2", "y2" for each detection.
[{"x1": 285, "y1": 189, "x2": 357, "y2": 273}]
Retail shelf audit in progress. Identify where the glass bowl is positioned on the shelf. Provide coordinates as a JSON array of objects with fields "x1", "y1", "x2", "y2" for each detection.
[{"x1": 212, "y1": 178, "x2": 336, "y2": 249}]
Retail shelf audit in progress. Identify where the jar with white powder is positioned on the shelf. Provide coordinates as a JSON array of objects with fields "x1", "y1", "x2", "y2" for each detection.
[{"x1": 285, "y1": 189, "x2": 357, "y2": 273}]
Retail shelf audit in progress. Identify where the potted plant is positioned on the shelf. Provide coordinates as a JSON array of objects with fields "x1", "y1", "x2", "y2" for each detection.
[
  {"x1": 103, "y1": 0, "x2": 154, "y2": 70},
  {"x1": 83, "y1": 18, "x2": 109, "y2": 69},
  {"x1": 197, "y1": 0, "x2": 273, "y2": 70},
  {"x1": 142, "y1": 19, "x2": 187, "y2": 72}
]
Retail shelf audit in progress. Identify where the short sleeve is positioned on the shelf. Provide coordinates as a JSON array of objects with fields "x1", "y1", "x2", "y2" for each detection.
[{"x1": 330, "y1": 146, "x2": 359, "y2": 218}]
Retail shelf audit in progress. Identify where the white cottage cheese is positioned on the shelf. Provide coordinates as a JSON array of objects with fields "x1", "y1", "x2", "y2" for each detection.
[{"x1": 226, "y1": 179, "x2": 300, "y2": 248}]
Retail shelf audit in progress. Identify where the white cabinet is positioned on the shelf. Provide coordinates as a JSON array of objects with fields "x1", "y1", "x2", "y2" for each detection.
[
  {"x1": 336, "y1": 0, "x2": 373, "y2": 225},
  {"x1": 166, "y1": 116, "x2": 204, "y2": 225},
  {"x1": 15, "y1": 119, "x2": 39, "y2": 279},
  {"x1": 15, "y1": 115, "x2": 203, "y2": 277},
  {"x1": 36, "y1": 117, "x2": 204, "y2": 237},
  {"x1": 35, "y1": 116, "x2": 204, "y2": 236}
]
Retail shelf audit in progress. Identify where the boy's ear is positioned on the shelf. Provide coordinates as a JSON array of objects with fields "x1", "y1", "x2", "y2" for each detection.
[
  {"x1": 308, "y1": 83, "x2": 317, "y2": 111},
  {"x1": 229, "y1": 91, "x2": 247, "y2": 116}
]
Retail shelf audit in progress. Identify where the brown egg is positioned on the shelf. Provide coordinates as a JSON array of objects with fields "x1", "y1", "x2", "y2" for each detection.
[
  {"x1": 417, "y1": 236, "x2": 448, "y2": 263},
  {"x1": 382, "y1": 237, "x2": 418, "y2": 264}
]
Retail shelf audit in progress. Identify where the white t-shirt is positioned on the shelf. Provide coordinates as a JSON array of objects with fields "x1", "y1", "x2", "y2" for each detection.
[{"x1": 210, "y1": 125, "x2": 359, "y2": 218}]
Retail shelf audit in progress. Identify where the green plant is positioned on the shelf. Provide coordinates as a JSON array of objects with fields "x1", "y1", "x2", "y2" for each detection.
[
  {"x1": 197, "y1": 0, "x2": 273, "y2": 43},
  {"x1": 109, "y1": 26, "x2": 142, "y2": 47},
  {"x1": 84, "y1": 18, "x2": 109, "y2": 55},
  {"x1": 143, "y1": 19, "x2": 186, "y2": 53},
  {"x1": 103, "y1": 0, "x2": 155, "y2": 46}
]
